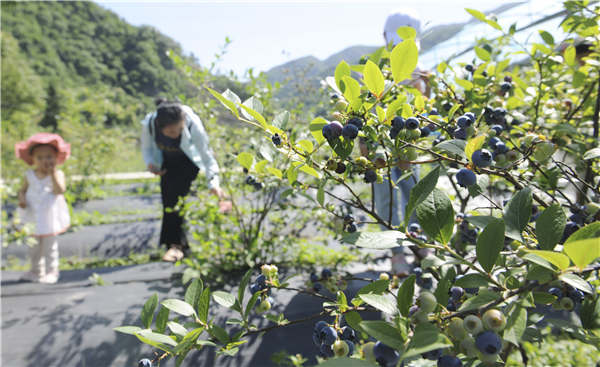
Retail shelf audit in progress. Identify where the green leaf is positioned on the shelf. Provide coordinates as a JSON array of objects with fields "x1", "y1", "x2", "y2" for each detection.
[
  {"x1": 238, "y1": 269, "x2": 253, "y2": 306},
  {"x1": 396, "y1": 26, "x2": 417, "y2": 40},
  {"x1": 185, "y1": 279, "x2": 203, "y2": 312},
  {"x1": 454, "y1": 273, "x2": 489, "y2": 288},
  {"x1": 401, "y1": 323, "x2": 452, "y2": 361},
  {"x1": 522, "y1": 253, "x2": 558, "y2": 272},
  {"x1": 476, "y1": 218, "x2": 505, "y2": 272},
  {"x1": 335, "y1": 61, "x2": 351, "y2": 92},
  {"x1": 539, "y1": 30, "x2": 555, "y2": 45},
  {"x1": 503, "y1": 304, "x2": 527, "y2": 346},
  {"x1": 237, "y1": 152, "x2": 254, "y2": 170},
  {"x1": 198, "y1": 288, "x2": 211, "y2": 323},
  {"x1": 504, "y1": 188, "x2": 532, "y2": 241},
  {"x1": 446, "y1": 103, "x2": 462, "y2": 122},
  {"x1": 114, "y1": 326, "x2": 142, "y2": 335},
  {"x1": 239, "y1": 103, "x2": 266, "y2": 127},
  {"x1": 465, "y1": 135, "x2": 486, "y2": 164},
  {"x1": 467, "y1": 173, "x2": 489, "y2": 198},
  {"x1": 155, "y1": 306, "x2": 169, "y2": 334},
  {"x1": 565, "y1": 222, "x2": 600, "y2": 244},
  {"x1": 437, "y1": 61, "x2": 448, "y2": 74},
  {"x1": 454, "y1": 78, "x2": 473, "y2": 91},
  {"x1": 535, "y1": 204, "x2": 566, "y2": 251},
  {"x1": 296, "y1": 139, "x2": 313, "y2": 154},
  {"x1": 525, "y1": 250, "x2": 570, "y2": 271},
  {"x1": 397, "y1": 275, "x2": 416, "y2": 317},
  {"x1": 255, "y1": 160, "x2": 268, "y2": 174},
  {"x1": 415, "y1": 189, "x2": 454, "y2": 244},
  {"x1": 317, "y1": 184, "x2": 325, "y2": 206},
  {"x1": 212, "y1": 291, "x2": 237, "y2": 309},
  {"x1": 209, "y1": 324, "x2": 230, "y2": 344},
  {"x1": 559, "y1": 273, "x2": 594, "y2": 294},
  {"x1": 563, "y1": 238, "x2": 600, "y2": 270},
  {"x1": 167, "y1": 321, "x2": 188, "y2": 337},
  {"x1": 474, "y1": 46, "x2": 491, "y2": 61},
  {"x1": 357, "y1": 279, "x2": 390, "y2": 295},
  {"x1": 342, "y1": 230, "x2": 406, "y2": 249},
  {"x1": 363, "y1": 60, "x2": 385, "y2": 97},
  {"x1": 244, "y1": 292, "x2": 260, "y2": 320},
  {"x1": 136, "y1": 329, "x2": 177, "y2": 348},
  {"x1": 584, "y1": 148, "x2": 600, "y2": 160},
  {"x1": 359, "y1": 320, "x2": 404, "y2": 350},
  {"x1": 309, "y1": 117, "x2": 328, "y2": 144},
  {"x1": 405, "y1": 166, "x2": 440, "y2": 225},
  {"x1": 317, "y1": 358, "x2": 378, "y2": 367},
  {"x1": 359, "y1": 294, "x2": 398, "y2": 315},
  {"x1": 466, "y1": 8, "x2": 486, "y2": 22},
  {"x1": 141, "y1": 294, "x2": 158, "y2": 329},
  {"x1": 434, "y1": 139, "x2": 467, "y2": 159},
  {"x1": 390, "y1": 39, "x2": 418, "y2": 83},
  {"x1": 162, "y1": 299, "x2": 196, "y2": 317},
  {"x1": 434, "y1": 267, "x2": 456, "y2": 306},
  {"x1": 414, "y1": 95, "x2": 424, "y2": 111},
  {"x1": 341, "y1": 76, "x2": 361, "y2": 107},
  {"x1": 299, "y1": 164, "x2": 321, "y2": 179},
  {"x1": 272, "y1": 111, "x2": 290, "y2": 129},
  {"x1": 267, "y1": 167, "x2": 282, "y2": 179},
  {"x1": 458, "y1": 289, "x2": 501, "y2": 311},
  {"x1": 206, "y1": 87, "x2": 239, "y2": 118},
  {"x1": 343, "y1": 311, "x2": 364, "y2": 334},
  {"x1": 564, "y1": 45, "x2": 576, "y2": 67}
]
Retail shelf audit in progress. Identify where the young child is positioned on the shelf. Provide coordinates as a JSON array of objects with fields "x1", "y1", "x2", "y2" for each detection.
[{"x1": 15, "y1": 133, "x2": 71, "y2": 284}]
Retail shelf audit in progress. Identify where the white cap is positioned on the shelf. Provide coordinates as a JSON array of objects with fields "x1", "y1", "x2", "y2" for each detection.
[{"x1": 383, "y1": 9, "x2": 422, "y2": 48}]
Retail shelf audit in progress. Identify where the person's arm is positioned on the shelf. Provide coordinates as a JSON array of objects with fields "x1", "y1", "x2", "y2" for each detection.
[
  {"x1": 18, "y1": 175, "x2": 28, "y2": 208},
  {"x1": 186, "y1": 108, "x2": 221, "y2": 192},
  {"x1": 50, "y1": 168, "x2": 66, "y2": 195},
  {"x1": 140, "y1": 113, "x2": 165, "y2": 175}
]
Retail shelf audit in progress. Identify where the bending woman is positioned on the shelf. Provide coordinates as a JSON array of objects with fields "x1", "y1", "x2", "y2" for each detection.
[{"x1": 141, "y1": 100, "x2": 231, "y2": 262}]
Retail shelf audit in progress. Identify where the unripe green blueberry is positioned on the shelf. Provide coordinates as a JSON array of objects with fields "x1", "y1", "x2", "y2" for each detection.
[
  {"x1": 463, "y1": 315, "x2": 483, "y2": 335},
  {"x1": 478, "y1": 351, "x2": 499, "y2": 365},
  {"x1": 418, "y1": 292, "x2": 438, "y2": 313},
  {"x1": 494, "y1": 153, "x2": 506, "y2": 164},
  {"x1": 466, "y1": 125, "x2": 476, "y2": 137},
  {"x1": 333, "y1": 339, "x2": 349, "y2": 357},
  {"x1": 412, "y1": 310, "x2": 430, "y2": 323},
  {"x1": 560, "y1": 296, "x2": 575, "y2": 311},
  {"x1": 256, "y1": 299, "x2": 271, "y2": 313},
  {"x1": 335, "y1": 100, "x2": 349, "y2": 112},
  {"x1": 460, "y1": 336, "x2": 478, "y2": 358},
  {"x1": 332, "y1": 112, "x2": 344, "y2": 122},
  {"x1": 482, "y1": 309, "x2": 507, "y2": 332},
  {"x1": 506, "y1": 150, "x2": 519, "y2": 162},
  {"x1": 361, "y1": 342, "x2": 376, "y2": 363},
  {"x1": 405, "y1": 147, "x2": 418, "y2": 161},
  {"x1": 379, "y1": 273, "x2": 390, "y2": 281},
  {"x1": 448, "y1": 317, "x2": 468, "y2": 341}
]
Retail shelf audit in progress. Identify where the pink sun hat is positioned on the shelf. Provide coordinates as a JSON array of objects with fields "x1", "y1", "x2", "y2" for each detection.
[{"x1": 15, "y1": 132, "x2": 71, "y2": 166}]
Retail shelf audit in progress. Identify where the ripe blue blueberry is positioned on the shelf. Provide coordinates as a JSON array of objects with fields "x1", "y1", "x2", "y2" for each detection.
[
  {"x1": 494, "y1": 142, "x2": 508, "y2": 154},
  {"x1": 392, "y1": 116, "x2": 405, "y2": 130},
  {"x1": 548, "y1": 287, "x2": 562, "y2": 299},
  {"x1": 471, "y1": 149, "x2": 493, "y2": 167},
  {"x1": 437, "y1": 355, "x2": 463, "y2": 367},
  {"x1": 364, "y1": 169, "x2": 377, "y2": 183},
  {"x1": 345, "y1": 340, "x2": 355, "y2": 356},
  {"x1": 465, "y1": 64, "x2": 474, "y2": 72},
  {"x1": 373, "y1": 341, "x2": 399, "y2": 367},
  {"x1": 568, "y1": 288, "x2": 585, "y2": 303},
  {"x1": 335, "y1": 162, "x2": 346, "y2": 174},
  {"x1": 321, "y1": 268, "x2": 332, "y2": 279},
  {"x1": 408, "y1": 223, "x2": 421, "y2": 233},
  {"x1": 249, "y1": 283, "x2": 261, "y2": 294},
  {"x1": 272, "y1": 134, "x2": 282, "y2": 147},
  {"x1": 314, "y1": 321, "x2": 328, "y2": 336},
  {"x1": 453, "y1": 127, "x2": 467, "y2": 140},
  {"x1": 490, "y1": 124, "x2": 503, "y2": 135},
  {"x1": 138, "y1": 359, "x2": 153, "y2": 367},
  {"x1": 319, "y1": 343, "x2": 334, "y2": 358},
  {"x1": 449, "y1": 286, "x2": 464, "y2": 301},
  {"x1": 464, "y1": 112, "x2": 476, "y2": 123},
  {"x1": 504, "y1": 75, "x2": 512, "y2": 83},
  {"x1": 420, "y1": 126, "x2": 431, "y2": 137},
  {"x1": 313, "y1": 282, "x2": 323, "y2": 292},
  {"x1": 344, "y1": 214, "x2": 354, "y2": 223},
  {"x1": 390, "y1": 127, "x2": 400, "y2": 139},
  {"x1": 339, "y1": 326, "x2": 356, "y2": 341},
  {"x1": 321, "y1": 326, "x2": 338, "y2": 345},
  {"x1": 310, "y1": 273, "x2": 319, "y2": 283},
  {"x1": 255, "y1": 274, "x2": 266, "y2": 287},
  {"x1": 405, "y1": 117, "x2": 420, "y2": 130},
  {"x1": 500, "y1": 82, "x2": 512, "y2": 92},
  {"x1": 347, "y1": 117, "x2": 364, "y2": 130},
  {"x1": 413, "y1": 267, "x2": 423, "y2": 278},
  {"x1": 475, "y1": 331, "x2": 502, "y2": 355},
  {"x1": 418, "y1": 276, "x2": 433, "y2": 290},
  {"x1": 456, "y1": 168, "x2": 477, "y2": 187},
  {"x1": 342, "y1": 124, "x2": 359, "y2": 140},
  {"x1": 430, "y1": 108, "x2": 440, "y2": 115},
  {"x1": 457, "y1": 115, "x2": 470, "y2": 128},
  {"x1": 488, "y1": 137, "x2": 500, "y2": 149},
  {"x1": 322, "y1": 122, "x2": 343, "y2": 140},
  {"x1": 447, "y1": 300, "x2": 457, "y2": 311},
  {"x1": 346, "y1": 223, "x2": 357, "y2": 233}
]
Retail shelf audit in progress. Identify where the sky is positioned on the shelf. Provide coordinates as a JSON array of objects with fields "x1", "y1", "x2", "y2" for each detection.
[{"x1": 97, "y1": 0, "x2": 515, "y2": 78}]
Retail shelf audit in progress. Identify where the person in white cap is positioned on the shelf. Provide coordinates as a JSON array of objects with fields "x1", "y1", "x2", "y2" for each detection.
[{"x1": 371, "y1": 9, "x2": 430, "y2": 276}]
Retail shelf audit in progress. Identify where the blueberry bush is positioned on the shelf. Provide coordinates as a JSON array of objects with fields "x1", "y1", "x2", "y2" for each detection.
[{"x1": 118, "y1": 3, "x2": 600, "y2": 366}]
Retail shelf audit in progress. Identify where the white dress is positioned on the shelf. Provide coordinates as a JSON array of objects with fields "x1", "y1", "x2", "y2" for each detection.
[{"x1": 18, "y1": 169, "x2": 70, "y2": 237}]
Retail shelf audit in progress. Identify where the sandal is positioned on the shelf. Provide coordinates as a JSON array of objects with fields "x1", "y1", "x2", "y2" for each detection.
[{"x1": 162, "y1": 245, "x2": 184, "y2": 262}]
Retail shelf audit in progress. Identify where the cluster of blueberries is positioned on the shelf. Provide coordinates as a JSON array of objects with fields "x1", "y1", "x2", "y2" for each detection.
[
  {"x1": 271, "y1": 133, "x2": 282, "y2": 147},
  {"x1": 244, "y1": 175, "x2": 264, "y2": 190},
  {"x1": 249, "y1": 274, "x2": 270, "y2": 295},
  {"x1": 312, "y1": 321, "x2": 356, "y2": 358},
  {"x1": 446, "y1": 286, "x2": 465, "y2": 312},
  {"x1": 412, "y1": 267, "x2": 433, "y2": 290},
  {"x1": 452, "y1": 112, "x2": 477, "y2": 141},
  {"x1": 548, "y1": 284, "x2": 586, "y2": 311},
  {"x1": 310, "y1": 268, "x2": 332, "y2": 293},
  {"x1": 321, "y1": 116, "x2": 365, "y2": 141},
  {"x1": 344, "y1": 214, "x2": 357, "y2": 233},
  {"x1": 455, "y1": 213, "x2": 478, "y2": 245},
  {"x1": 407, "y1": 222, "x2": 427, "y2": 243}
]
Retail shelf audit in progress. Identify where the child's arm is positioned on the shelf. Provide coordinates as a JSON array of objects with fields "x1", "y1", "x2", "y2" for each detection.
[
  {"x1": 50, "y1": 169, "x2": 66, "y2": 195},
  {"x1": 18, "y1": 175, "x2": 28, "y2": 208}
]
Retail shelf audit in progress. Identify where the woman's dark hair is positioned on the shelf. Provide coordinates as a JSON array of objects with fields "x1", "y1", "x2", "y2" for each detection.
[
  {"x1": 155, "y1": 103, "x2": 184, "y2": 130},
  {"x1": 154, "y1": 96, "x2": 168, "y2": 107}
]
